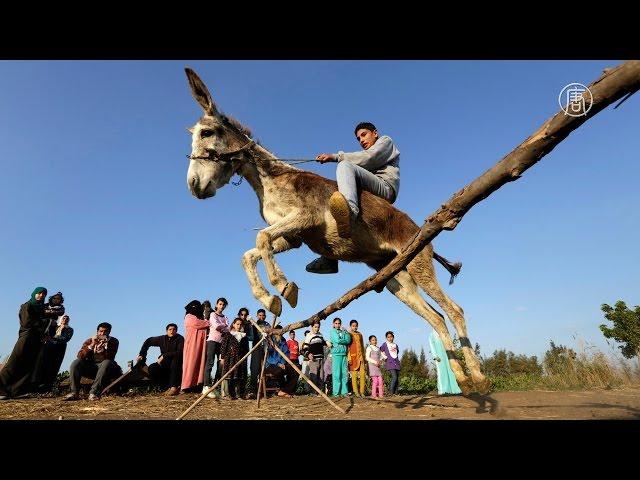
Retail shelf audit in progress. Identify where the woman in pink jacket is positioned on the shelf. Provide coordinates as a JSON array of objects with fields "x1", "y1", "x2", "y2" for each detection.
[{"x1": 181, "y1": 300, "x2": 210, "y2": 393}]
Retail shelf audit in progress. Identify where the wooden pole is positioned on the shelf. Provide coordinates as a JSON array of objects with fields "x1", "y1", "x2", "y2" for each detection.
[
  {"x1": 256, "y1": 339, "x2": 269, "y2": 408},
  {"x1": 176, "y1": 336, "x2": 265, "y2": 420},
  {"x1": 101, "y1": 361, "x2": 148, "y2": 396},
  {"x1": 257, "y1": 314, "x2": 278, "y2": 408},
  {"x1": 248, "y1": 317, "x2": 346, "y2": 415},
  {"x1": 270, "y1": 338, "x2": 345, "y2": 414},
  {"x1": 101, "y1": 366, "x2": 134, "y2": 396}
]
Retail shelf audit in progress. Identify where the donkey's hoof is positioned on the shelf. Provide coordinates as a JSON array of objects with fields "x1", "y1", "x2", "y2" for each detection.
[
  {"x1": 474, "y1": 378, "x2": 492, "y2": 395},
  {"x1": 458, "y1": 378, "x2": 474, "y2": 396},
  {"x1": 268, "y1": 296, "x2": 282, "y2": 317},
  {"x1": 282, "y1": 282, "x2": 298, "y2": 308}
]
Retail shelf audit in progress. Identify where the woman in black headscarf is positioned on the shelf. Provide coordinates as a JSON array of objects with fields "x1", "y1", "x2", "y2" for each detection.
[{"x1": 0, "y1": 287, "x2": 59, "y2": 399}]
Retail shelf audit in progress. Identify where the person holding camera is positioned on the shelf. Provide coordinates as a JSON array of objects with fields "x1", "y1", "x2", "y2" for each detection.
[
  {"x1": 64, "y1": 322, "x2": 122, "y2": 401},
  {"x1": 31, "y1": 313, "x2": 74, "y2": 393}
]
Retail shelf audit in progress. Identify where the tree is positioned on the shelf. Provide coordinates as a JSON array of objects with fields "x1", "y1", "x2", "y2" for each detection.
[
  {"x1": 600, "y1": 301, "x2": 640, "y2": 360},
  {"x1": 484, "y1": 350, "x2": 509, "y2": 376},
  {"x1": 400, "y1": 348, "x2": 420, "y2": 376},
  {"x1": 399, "y1": 348, "x2": 430, "y2": 378},
  {"x1": 482, "y1": 349, "x2": 542, "y2": 377},
  {"x1": 418, "y1": 347, "x2": 429, "y2": 377},
  {"x1": 543, "y1": 341, "x2": 576, "y2": 375}
]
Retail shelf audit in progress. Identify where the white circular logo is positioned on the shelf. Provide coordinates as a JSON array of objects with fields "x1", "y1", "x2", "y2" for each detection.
[{"x1": 559, "y1": 83, "x2": 593, "y2": 117}]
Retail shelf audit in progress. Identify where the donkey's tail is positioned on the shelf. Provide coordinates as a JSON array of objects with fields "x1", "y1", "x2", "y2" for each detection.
[{"x1": 433, "y1": 251, "x2": 462, "y2": 285}]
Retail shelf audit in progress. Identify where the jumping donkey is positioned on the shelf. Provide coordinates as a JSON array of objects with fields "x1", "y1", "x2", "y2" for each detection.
[{"x1": 184, "y1": 68, "x2": 490, "y2": 394}]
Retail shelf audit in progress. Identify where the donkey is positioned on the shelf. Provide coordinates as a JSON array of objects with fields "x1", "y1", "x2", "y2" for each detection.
[{"x1": 184, "y1": 68, "x2": 489, "y2": 394}]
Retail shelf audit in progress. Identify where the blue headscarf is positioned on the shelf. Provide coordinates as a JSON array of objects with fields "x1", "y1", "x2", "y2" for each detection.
[{"x1": 30, "y1": 286, "x2": 48, "y2": 305}]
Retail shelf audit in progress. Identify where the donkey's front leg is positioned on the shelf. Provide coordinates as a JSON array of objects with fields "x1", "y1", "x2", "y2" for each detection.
[
  {"x1": 256, "y1": 214, "x2": 304, "y2": 313},
  {"x1": 241, "y1": 236, "x2": 301, "y2": 316}
]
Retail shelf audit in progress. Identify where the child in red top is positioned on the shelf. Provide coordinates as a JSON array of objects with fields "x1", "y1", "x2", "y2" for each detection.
[
  {"x1": 286, "y1": 331, "x2": 300, "y2": 365},
  {"x1": 286, "y1": 330, "x2": 301, "y2": 389}
]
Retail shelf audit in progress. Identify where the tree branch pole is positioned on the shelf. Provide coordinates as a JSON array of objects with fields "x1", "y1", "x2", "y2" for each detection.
[
  {"x1": 248, "y1": 317, "x2": 346, "y2": 414},
  {"x1": 257, "y1": 313, "x2": 278, "y2": 408},
  {"x1": 256, "y1": 340, "x2": 270, "y2": 408},
  {"x1": 269, "y1": 335, "x2": 346, "y2": 414},
  {"x1": 176, "y1": 336, "x2": 266, "y2": 420},
  {"x1": 282, "y1": 60, "x2": 640, "y2": 334}
]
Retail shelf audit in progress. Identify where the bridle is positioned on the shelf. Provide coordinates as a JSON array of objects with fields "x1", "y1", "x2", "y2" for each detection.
[
  {"x1": 186, "y1": 140, "x2": 255, "y2": 186},
  {"x1": 187, "y1": 139, "x2": 256, "y2": 163}
]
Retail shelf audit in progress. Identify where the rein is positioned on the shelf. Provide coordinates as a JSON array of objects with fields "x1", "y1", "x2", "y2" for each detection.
[{"x1": 186, "y1": 140, "x2": 316, "y2": 186}]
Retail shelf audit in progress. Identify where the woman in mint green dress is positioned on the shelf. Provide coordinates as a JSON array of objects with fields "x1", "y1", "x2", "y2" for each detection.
[{"x1": 428, "y1": 330, "x2": 461, "y2": 395}]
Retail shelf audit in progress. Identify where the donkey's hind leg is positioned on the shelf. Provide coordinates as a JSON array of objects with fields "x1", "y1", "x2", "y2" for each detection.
[
  {"x1": 383, "y1": 268, "x2": 471, "y2": 390},
  {"x1": 407, "y1": 250, "x2": 490, "y2": 394},
  {"x1": 242, "y1": 236, "x2": 300, "y2": 316}
]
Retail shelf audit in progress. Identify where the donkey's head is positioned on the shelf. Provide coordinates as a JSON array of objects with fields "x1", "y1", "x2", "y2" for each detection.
[{"x1": 185, "y1": 68, "x2": 253, "y2": 199}]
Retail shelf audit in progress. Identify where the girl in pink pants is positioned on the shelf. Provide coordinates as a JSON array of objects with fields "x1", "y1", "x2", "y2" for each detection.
[{"x1": 365, "y1": 335, "x2": 387, "y2": 398}]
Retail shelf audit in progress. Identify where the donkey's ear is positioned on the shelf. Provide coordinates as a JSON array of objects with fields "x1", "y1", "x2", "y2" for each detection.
[{"x1": 185, "y1": 67, "x2": 218, "y2": 116}]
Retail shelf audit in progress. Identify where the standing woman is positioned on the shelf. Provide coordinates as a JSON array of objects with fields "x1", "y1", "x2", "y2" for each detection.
[
  {"x1": 181, "y1": 300, "x2": 210, "y2": 393},
  {"x1": 31, "y1": 313, "x2": 74, "y2": 393},
  {"x1": 329, "y1": 317, "x2": 352, "y2": 397},
  {"x1": 428, "y1": 329, "x2": 462, "y2": 395},
  {"x1": 31, "y1": 291, "x2": 66, "y2": 391},
  {"x1": 0, "y1": 287, "x2": 58, "y2": 400}
]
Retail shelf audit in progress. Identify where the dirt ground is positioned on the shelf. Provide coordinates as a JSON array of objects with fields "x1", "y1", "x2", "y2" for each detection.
[{"x1": 0, "y1": 386, "x2": 639, "y2": 420}]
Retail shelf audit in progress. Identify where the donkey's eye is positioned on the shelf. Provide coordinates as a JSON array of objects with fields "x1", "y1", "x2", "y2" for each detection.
[{"x1": 201, "y1": 129, "x2": 215, "y2": 138}]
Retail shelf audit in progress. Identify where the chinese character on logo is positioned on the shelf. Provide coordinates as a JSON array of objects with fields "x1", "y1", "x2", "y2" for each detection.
[
  {"x1": 559, "y1": 83, "x2": 593, "y2": 117},
  {"x1": 567, "y1": 86, "x2": 586, "y2": 114}
]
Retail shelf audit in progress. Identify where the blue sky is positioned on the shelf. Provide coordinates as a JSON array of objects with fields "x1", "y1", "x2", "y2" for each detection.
[{"x1": 1, "y1": 60, "x2": 638, "y2": 371}]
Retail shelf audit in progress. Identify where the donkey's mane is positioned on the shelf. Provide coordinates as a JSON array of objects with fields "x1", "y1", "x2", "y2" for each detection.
[{"x1": 221, "y1": 113, "x2": 252, "y2": 138}]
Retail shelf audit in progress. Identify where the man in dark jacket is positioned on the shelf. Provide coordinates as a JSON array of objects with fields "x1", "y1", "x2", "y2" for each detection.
[
  {"x1": 64, "y1": 322, "x2": 121, "y2": 401},
  {"x1": 136, "y1": 323, "x2": 184, "y2": 396}
]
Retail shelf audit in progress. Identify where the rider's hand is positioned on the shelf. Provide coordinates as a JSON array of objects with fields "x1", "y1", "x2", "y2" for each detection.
[{"x1": 316, "y1": 153, "x2": 335, "y2": 164}]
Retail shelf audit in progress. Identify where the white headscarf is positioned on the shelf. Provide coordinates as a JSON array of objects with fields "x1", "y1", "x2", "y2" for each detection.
[
  {"x1": 56, "y1": 315, "x2": 69, "y2": 337},
  {"x1": 386, "y1": 340, "x2": 398, "y2": 359},
  {"x1": 231, "y1": 330, "x2": 246, "y2": 342}
]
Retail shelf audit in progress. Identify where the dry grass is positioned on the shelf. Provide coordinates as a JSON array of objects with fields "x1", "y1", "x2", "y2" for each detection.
[{"x1": 540, "y1": 340, "x2": 640, "y2": 390}]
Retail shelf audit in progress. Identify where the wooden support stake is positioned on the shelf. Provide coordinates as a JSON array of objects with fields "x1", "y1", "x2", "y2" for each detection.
[
  {"x1": 249, "y1": 317, "x2": 346, "y2": 415},
  {"x1": 176, "y1": 336, "x2": 266, "y2": 420},
  {"x1": 257, "y1": 314, "x2": 278, "y2": 408}
]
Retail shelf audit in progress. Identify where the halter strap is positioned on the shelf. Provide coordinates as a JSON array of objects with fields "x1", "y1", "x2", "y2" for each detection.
[{"x1": 187, "y1": 139, "x2": 256, "y2": 162}]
